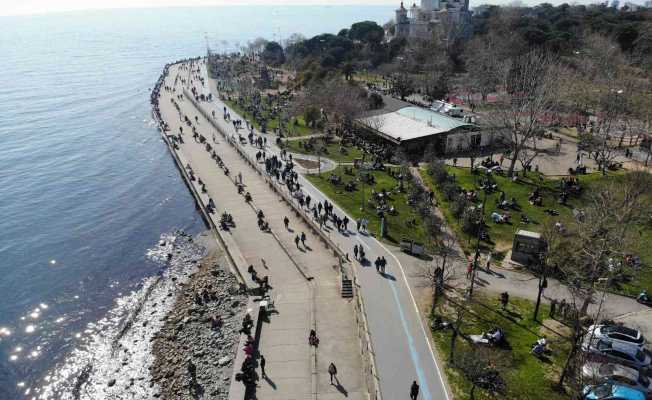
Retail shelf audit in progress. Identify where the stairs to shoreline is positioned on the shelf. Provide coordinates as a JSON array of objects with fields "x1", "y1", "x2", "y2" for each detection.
[{"x1": 341, "y1": 278, "x2": 354, "y2": 298}]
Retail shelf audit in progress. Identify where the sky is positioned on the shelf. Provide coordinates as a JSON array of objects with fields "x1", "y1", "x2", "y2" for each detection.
[
  {"x1": 0, "y1": 0, "x2": 632, "y2": 17},
  {"x1": 0, "y1": 0, "x2": 389, "y2": 17}
]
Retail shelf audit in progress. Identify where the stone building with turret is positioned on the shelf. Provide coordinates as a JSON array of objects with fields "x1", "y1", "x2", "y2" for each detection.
[{"x1": 393, "y1": 0, "x2": 472, "y2": 41}]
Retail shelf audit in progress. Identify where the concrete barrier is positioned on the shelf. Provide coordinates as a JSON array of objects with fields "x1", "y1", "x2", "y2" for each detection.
[{"x1": 152, "y1": 77, "x2": 248, "y2": 288}]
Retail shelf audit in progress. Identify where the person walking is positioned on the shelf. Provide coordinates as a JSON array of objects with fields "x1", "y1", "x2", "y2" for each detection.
[
  {"x1": 300, "y1": 232, "x2": 306, "y2": 246},
  {"x1": 353, "y1": 245, "x2": 359, "y2": 260},
  {"x1": 294, "y1": 235, "x2": 300, "y2": 249},
  {"x1": 500, "y1": 291, "x2": 510, "y2": 310},
  {"x1": 410, "y1": 380, "x2": 420, "y2": 400},
  {"x1": 328, "y1": 362, "x2": 338, "y2": 384},
  {"x1": 259, "y1": 355, "x2": 266, "y2": 378},
  {"x1": 486, "y1": 253, "x2": 492, "y2": 272},
  {"x1": 283, "y1": 216, "x2": 289, "y2": 230}
]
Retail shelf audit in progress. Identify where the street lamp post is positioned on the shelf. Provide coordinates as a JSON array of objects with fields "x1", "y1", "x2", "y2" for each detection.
[
  {"x1": 359, "y1": 153, "x2": 366, "y2": 212},
  {"x1": 533, "y1": 252, "x2": 547, "y2": 321}
]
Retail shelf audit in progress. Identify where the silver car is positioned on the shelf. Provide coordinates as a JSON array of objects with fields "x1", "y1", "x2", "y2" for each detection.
[{"x1": 583, "y1": 338, "x2": 652, "y2": 370}]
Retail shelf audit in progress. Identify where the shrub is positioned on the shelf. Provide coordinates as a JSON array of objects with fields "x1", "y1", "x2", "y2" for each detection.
[
  {"x1": 441, "y1": 181, "x2": 460, "y2": 202},
  {"x1": 451, "y1": 194, "x2": 468, "y2": 219},
  {"x1": 368, "y1": 92, "x2": 384, "y2": 109},
  {"x1": 462, "y1": 207, "x2": 482, "y2": 235},
  {"x1": 428, "y1": 160, "x2": 449, "y2": 184}
]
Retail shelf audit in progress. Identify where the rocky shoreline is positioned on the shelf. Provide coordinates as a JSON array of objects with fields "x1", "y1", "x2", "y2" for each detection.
[{"x1": 150, "y1": 243, "x2": 246, "y2": 399}]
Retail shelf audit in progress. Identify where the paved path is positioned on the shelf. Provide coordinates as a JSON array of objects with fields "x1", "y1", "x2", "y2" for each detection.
[
  {"x1": 444, "y1": 132, "x2": 650, "y2": 176},
  {"x1": 202, "y1": 67, "x2": 451, "y2": 400},
  {"x1": 158, "y1": 62, "x2": 365, "y2": 400}
]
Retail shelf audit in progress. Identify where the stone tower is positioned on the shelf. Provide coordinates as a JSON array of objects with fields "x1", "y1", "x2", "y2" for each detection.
[{"x1": 395, "y1": 2, "x2": 410, "y2": 37}]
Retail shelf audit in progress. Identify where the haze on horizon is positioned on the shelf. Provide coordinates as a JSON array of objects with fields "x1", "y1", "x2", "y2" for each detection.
[{"x1": 0, "y1": 0, "x2": 625, "y2": 17}]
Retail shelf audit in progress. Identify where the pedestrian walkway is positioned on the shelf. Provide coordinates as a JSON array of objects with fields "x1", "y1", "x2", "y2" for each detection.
[
  {"x1": 158, "y1": 63, "x2": 365, "y2": 400},
  {"x1": 202, "y1": 66, "x2": 450, "y2": 400}
]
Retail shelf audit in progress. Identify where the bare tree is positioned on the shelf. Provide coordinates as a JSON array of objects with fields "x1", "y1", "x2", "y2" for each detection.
[
  {"x1": 247, "y1": 37, "x2": 268, "y2": 55},
  {"x1": 464, "y1": 36, "x2": 501, "y2": 104},
  {"x1": 391, "y1": 71, "x2": 415, "y2": 101},
  {"x1": 421, "y1": 234, "x2": 460, "y2": 314},
  {"x1": 547, "y1": 172, "x2": 652, "y2": 389},
  {"x1": 484, "y1": 51, "x2": 560, "y2": 177},
  {"x1": 573, "y1": 34, "x2": 639, "y2": 174},
  {"x1": 455, "y1": 347, "x2": 507, "y2": 400},
  {"x1": 283, "y1": 33, "x2": 305, "y2": 49},
  {"x1": 516, "y1": 135, "x2": 543, "y2": 173}
]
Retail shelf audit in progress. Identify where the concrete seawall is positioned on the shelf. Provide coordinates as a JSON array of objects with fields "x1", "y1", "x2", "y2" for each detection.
[{"x1": 152, "y1": 63, "x2": 249, "y2": 288}]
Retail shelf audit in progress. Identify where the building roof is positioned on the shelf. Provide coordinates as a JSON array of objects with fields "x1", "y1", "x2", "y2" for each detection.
[
  {"x1": 515, "y1": 230, "x2": 542, "y2": 239},
  {"x1": 358, "y1": 106, "x2": 474, "y2": 143}
]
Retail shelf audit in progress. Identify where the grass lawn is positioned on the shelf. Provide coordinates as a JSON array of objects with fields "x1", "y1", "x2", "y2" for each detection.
[
  {"x1": 422, "y1": 166, "x2": 652, "y2": 296},
  {"x1": 421, "y1": 166, "x2": 576, "y2": 254},
  {"x1": 284, "y1": 138, "x2": 365, "y2": 163},
  {"x1": 306, "y1": 166, "x2": 429, "y2": 246},
  {"x1": 432, "y1": 295, "x2": 570, "y2": 400},
  {"x1": 223, "y1": 98, "x2": 312, "y2": 137},
  {"x1": 352, "y1": 71, "x2": 386, "y2": 86}
]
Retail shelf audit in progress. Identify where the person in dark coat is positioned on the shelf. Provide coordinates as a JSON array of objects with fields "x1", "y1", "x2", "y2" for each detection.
[{"x1": 410, "y1": 380, "x2": 420, "y2": 399}]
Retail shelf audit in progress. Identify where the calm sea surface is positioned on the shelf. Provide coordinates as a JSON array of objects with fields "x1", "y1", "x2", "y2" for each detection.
[{"x1": 0, "y1": 6, "x2": 392, "y2": 398}]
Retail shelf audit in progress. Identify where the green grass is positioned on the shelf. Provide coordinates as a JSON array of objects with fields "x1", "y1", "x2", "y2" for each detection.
[
  {"x1": 223, "y1": 98, "x2": 312, "y2": 137},
  {"x1": 306, "y1": 166, "x2": 429, "y2": 246},
  {"x1": 284, "y1": 138, "x2": 365, "y2": 163},
  {"x1": 432, "y1": 295, "x2": 570, "y2": 400},
  {"x1": 421, "y1": 166, "x2": 576, "y2": 254},
  {"x1": 422, "y1": 167, "x2": 652, "y2": 296},
  {"x1": 352, "y1": 71, "x2": 386, "y2": 85}
]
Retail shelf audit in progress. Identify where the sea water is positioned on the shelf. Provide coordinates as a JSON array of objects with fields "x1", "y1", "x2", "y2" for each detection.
[{"x1": 0, "y1": 5, "x2": 392, "y2": 398}]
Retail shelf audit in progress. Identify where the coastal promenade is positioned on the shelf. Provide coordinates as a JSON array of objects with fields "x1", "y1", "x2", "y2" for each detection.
[
  {"x1": 196, "y1": 66, "x2": 451, "y2": 400},
  {"x1": 158, "y1": 62, "x2": 366, "y2": 400}
]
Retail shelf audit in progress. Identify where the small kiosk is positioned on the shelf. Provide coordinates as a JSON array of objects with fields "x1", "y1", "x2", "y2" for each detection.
[{"x1": 511, "y1": 230, "x2": 546, "y2": 266}]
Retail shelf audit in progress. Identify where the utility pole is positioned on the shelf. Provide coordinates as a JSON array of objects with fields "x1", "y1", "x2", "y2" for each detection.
[{"x1": 468, "y1": 188, "x2": 487, "y2": 299}]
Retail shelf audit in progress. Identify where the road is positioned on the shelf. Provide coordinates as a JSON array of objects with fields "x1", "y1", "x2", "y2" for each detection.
[{"x1": 195, "y1": 64, "x2": 451, "y2": 400}]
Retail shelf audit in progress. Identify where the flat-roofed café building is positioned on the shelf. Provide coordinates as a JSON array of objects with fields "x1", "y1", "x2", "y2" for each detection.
[{"x1": 358, "y1": 106, "x2": 484, "y2": 155}]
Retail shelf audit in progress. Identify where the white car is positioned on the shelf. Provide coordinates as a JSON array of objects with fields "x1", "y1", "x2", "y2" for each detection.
[
  {"x1": 589, "y1": 324, "x2": 646, "y2": 348},
  {"x1": 582, "y1": 362, "x2": 652, "y2": 397},
  {"x1": 583, "y1": 338, "x2": 652, "y2": 370}
]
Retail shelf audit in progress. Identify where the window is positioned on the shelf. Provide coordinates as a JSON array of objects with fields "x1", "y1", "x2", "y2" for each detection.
[
  {"x1": 609, "y1": 351, "x2": 633, "y2": 362},
  {"x1": 612, "y1": 375, "x2": 636, "y2": 386}
]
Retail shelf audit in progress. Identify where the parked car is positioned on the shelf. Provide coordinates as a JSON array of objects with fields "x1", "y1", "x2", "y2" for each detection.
[
  {"x1": 582, "y1": 362, "x2": 652, "y2": 397},
  {"x1": 589, "y1": 324, "x2": 646, "y2": 348},
  {"x1": 583, "y1": 338, "x2": 652, "y2": 370},
  {"x1": 583, "y1": 383, "x2": 646, "y2": 400}
]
